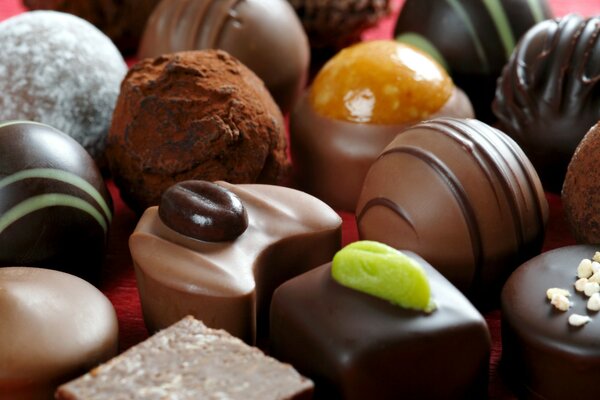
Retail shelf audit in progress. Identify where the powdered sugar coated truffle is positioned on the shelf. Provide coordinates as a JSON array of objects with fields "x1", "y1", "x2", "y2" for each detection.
[{"x1": 0, "y1": 11, "x2": 127, "y2": 161}]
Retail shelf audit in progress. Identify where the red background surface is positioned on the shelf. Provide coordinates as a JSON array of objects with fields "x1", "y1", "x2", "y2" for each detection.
[{"x1": 1, "y1": 0, "x2": 599, "y2": 398}]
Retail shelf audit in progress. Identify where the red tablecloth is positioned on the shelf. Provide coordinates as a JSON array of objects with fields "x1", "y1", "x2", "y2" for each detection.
[{"x1": 1, "y1": 0, "x2": 599, "y2": 398}]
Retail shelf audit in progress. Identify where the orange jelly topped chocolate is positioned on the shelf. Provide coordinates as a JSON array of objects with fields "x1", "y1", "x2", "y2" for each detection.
[{"x1": 310, "y1": 40, "x2": 453, "y2": 125}]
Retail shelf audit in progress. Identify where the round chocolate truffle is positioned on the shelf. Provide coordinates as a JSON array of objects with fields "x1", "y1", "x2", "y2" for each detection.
[
  {"x1": 494, "y1": 14, "x2": 600, "y2": 193},
  {"x1": 501, "y1": 245, "x2": 600, "y2": 399},
  {"x1": 0, "y1": 121, "x2": 113, "y2": 281},
  {"x1": 107, "y1": 50, "x2": 290, "y2": 213},
  {"x1": 22, "y1": 0, "x2": 160, "y2": 54},
  {"x1": 0, "y1": 267, "x2": 118, "y2": 399},
  {"x1": 356, "y1": 118, "x2": 548, "y2": 304},
  {"x1": 289, "y1": 0, "x2": 391, "y2": 49},
  {"x1": 395, "y1": 0, "x2": 552, "y2": 122},
  {"x1": 0, "y1": 11, "x2": 127, "y2": 161},
  {"x1": 291, "y1": 40, "x2": 474, "y2": 211},
  {"x1": 138, "y1": 0, "x2": 309, "y2": 114},
  {"x1": 563, "y1": 121, "x2": 600, "y2": 243}
]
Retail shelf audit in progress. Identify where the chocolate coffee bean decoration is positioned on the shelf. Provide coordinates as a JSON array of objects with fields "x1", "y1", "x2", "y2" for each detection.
[{"x1": 159, "y1": 180, "x2": 248, "y2": 242}]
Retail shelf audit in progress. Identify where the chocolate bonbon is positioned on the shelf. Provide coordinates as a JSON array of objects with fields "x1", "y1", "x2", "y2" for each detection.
[
  {"x1": 138, "y1": 0, "x2": 309, "y2": 114},
  {"x1": 291, "y1": 40, "x2": 473, "y2": 211},
  {"x1": 107, "y1": 50, "x2": 290, "y2": 213},
  {"x1": 356, "y1": 118, "x2": 548, "y2": 303},
  {"x1": 0, "y1": 121, "x2": 112, "y2": 281},
  {"x1": 130, "y1": 181, "x2": 342, "y2": 342},
  {"x1": 563, "y1": 122, "x2": 600, "y2": 244},
  {"x1": 0, "y1": 267, "x2": 118, "y2": 399},
  {"x1": 395, "y1": 0, "x2": 552, "y2": 122},
  {"x1": 57, "y1": 316, "x2": 313, "y2": 400},
  {"x1": 270, "y1": 252, "x2": 491, "y2": 399},
  {"x1": 0, "y1": 11, "x2": 127, "y2": 161},
  {"x1": 494, "y1": 14, "x2": 600, "y2": 192},
  {"x1": 501, "y1": 245, "x2": 600, "y2": 399}
]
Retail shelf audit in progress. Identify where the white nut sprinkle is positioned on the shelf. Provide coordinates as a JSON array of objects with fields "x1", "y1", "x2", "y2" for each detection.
[
  {"x1": 593, "y1": 261, "x2": 600, "y2": 274},
  {"x1": 584, "y1": 281, "x2": 600, "y2": 297},
  {"x1": 593, "y1": 252, "x2": 600, "y2": 263},
  {"x1": 546, "y1": 288, "x2": 570, "y2": 300},
  {"x1": 568, "y1": 314, "x2": 592, "y2": 327},
  {"x1": 575, "y1": 278, "x2": 589, "y2": 292},
  {"x1": 589, "y1": 272, "x2": 600, "y2": 284},
  {"x1": 550, "y1": 294, "x2": 571, "y2": 311},
  {"x1": 577, "y1": 259, "x2": 593, "y2": 278},
  {"x1": 588, "y1": 293, "x2": 600, "y2": 312}
]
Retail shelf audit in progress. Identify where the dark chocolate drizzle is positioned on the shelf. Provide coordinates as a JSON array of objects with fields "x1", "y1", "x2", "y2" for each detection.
[{"x1": 356, "y1": 197, "x2": 417, "y2": 238}]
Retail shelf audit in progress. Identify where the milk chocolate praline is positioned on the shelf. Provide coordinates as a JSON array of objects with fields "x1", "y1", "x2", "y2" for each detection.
[
  {"x1": 356, "y1": 118, "x2": 548, "y2": 305},
  {"x1": 291, "y1": 40, "x2": 474, "y2": 211},
  {"x1": 0, "y1": 267, "x2": 118, "y2": 399},
  {"x1": 130, "y1": 181, "x2": 341, "y2": 343},
  {"x1": 138, "y1": 0, "x2": 309, "y2": 114},
  {"x1": 501, "y1": 245, "x2": 600, "y2": 399},
  {"x1": 107, "y1": 50, "x2": 290, "y2": 213},
  {"x1": 0, "y1": 121, "x2": 112, "y2": 282},
  {"x1": 270, "y1": 255, "x2": 491, "y2": 399},
  {"x1": 395, "y1": 0, "x2": 552, "y2": 122},
  {"x1": 494, "y1": 14, "x2": 600, "y2": 192}
]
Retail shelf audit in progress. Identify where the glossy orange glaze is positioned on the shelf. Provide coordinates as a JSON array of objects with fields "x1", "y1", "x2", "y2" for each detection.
[{"x1": 310, "y1": 40, "x2": 453, "y2": 125}]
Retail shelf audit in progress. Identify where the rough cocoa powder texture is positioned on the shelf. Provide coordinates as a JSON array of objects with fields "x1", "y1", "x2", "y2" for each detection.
[{"x1": 107, "y1": 50, "x2": 290, "y2": 213}]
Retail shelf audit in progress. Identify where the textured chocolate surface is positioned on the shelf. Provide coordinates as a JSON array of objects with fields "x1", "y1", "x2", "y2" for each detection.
[
  {"x1": 291, "y1": 86, "x2": 473, "y2": 211},
  {"x1": 138, "y1": 0, "x2": 309, "y2": 114},
  {"x1": 494, "y1": 14, "x2": 600, "y2": 192},
  {"x1": 0, "y1": 11, "x2": 127, "y2": 161},
  {"x1": 56, "y1": 316, "x2": 313, "y2": 400},
  {"x1": 289, "y1": 0, "x2": 390, "y2": 49},
  {"x1": 563, "y1": 122, "x2": 600, "y2": 244},
  {"x1": 356, "y1": 118, "x2": 548, "y2": 304},
  {"x1": 130, "y1": 182, "x2": 341, "y2": 343},
  {"x1": 0, "y1": 121, "x2": 112, "y2": 281},
  {"x1": 501, "y1": 245, "x2": 600, "y2": 399},
  {"x1": 270, "y1": 257, "x2": 491, "y2": 400},
  {"x1": 22, "y1": 0, "x2": 160, "y2": 54},
  {"x1": 395, "y1": 0, "x2": 552, "y2": 122},
  {"x1": 107, "y1": 50, "x2": 290, "y2": 213},
  {"x1": 0, "y1": 267, "x2": 118, "y2": 399}
]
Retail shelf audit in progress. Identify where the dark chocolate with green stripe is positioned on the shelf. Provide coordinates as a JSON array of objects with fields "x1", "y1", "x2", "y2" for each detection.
[
  {"x1": 394, "y1": 0, "x2": 552, "y2": 122},
  {"x1": 494, "y1": 14, "x2": 600, "y2": 193},
  {"x1": 0, "y1": 121, "x2": 112, "y2": 281},
  {"x1": 356, "y1": 118, "x2": 548, "y2": 306}
]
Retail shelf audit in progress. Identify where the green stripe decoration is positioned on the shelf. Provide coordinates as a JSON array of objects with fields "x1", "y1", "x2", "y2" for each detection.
[
  {"x1": 0, "y1": 193, "x2": 108, "y2": 235},
  {"x1": 446, "y1": 0, "x2": 490, "y2": 73},
  {"x1": 482, "y1": 0, "x2": 517, "y2": 60},
  {"x1": 527, "y1": 0, "x2": 546, "y2": 22},
  {"x1": 396, "y1": 32, "x2": 450, "y2": 71},
  {"x1": 0, "y1": 168, "x2": 112, "y2": 223}
]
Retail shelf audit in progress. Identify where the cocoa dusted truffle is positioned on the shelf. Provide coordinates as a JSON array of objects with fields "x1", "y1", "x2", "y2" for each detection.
[
  {"x1": 107, "y1": 50, "x2": 290, "y2": 213},
  {"x1": 0, "y1": 11, "x2": 127, "y2": 161},
  {"x1": 395, "y1": 0, "x2": 552, "y2": 122},
  {"x1": 289, "y1": 0, "x2": 391, "y2": 49},
  {"x1": 22, "y1": 0, "x2": 160, "y2": 54},
  {"x1": 356, "y1": 118, "x2": 548, "y2": 304},
  {"x1": 494, "y1": 14, "x2": 600, "y2": 192},
  {"x1": 563, "y1": 122, "x2": 600, "y2": 243},
  {"x1": 139, "y1": 0, "x2": 309, "y2": 114}
]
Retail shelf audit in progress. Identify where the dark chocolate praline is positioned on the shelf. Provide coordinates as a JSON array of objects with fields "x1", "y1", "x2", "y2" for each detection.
[
  {"x1": 0, "y1": 121, "x2": 112, "y2": 281},
  {"x1": 395, "y1": 0, "x2": 552, "y2": 122},
  {"x1": 501, "y1": 245, "x2": 600, "y2": 400},
  {"x1": 270, "y1": 255, "x2": 491, "y2": 400},
  {"x1": 494, "y1": 14, "x2": 600, "y2": 193},
  {"x1": 356, "y1": 118, "x2": 548, "y2": 306}
]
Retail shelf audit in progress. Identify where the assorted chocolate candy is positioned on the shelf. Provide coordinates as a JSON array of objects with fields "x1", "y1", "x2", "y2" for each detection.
[
  {"x1": 494, "y1": 14, "x2": 600, "y2": 192},
  {"x1": 0, "y1": 121, "x2": 112, "y2": 281},
  {"x1": 356, "y1": 118, "x2": 548, "y2": 304},
  {"x1": 138, "y1": 0, "x2": 309, "y2": 114},
  {"x1": 291, "y1": 40, "x2": 473, "y2": 211},
  {"x1": 395, "y1": 0, "x2": 552, "y2": 121},
  {"x1": 130, "y1": 181, "x2": 342, "y2": 343}
]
